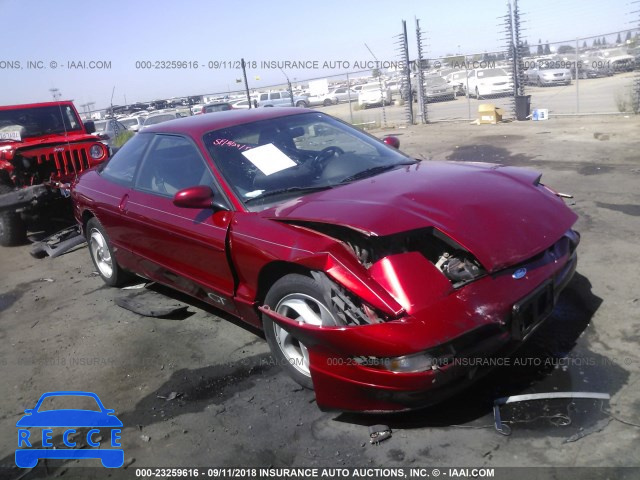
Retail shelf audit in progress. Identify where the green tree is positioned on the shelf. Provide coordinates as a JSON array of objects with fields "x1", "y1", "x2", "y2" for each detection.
[
  {"x1": 616, "y1": 33, "x2": 622, "y2": 44},
  {"x1": 537, "y1": 39, "x2": 543, "y2": 55},
  {"x1": 544, "y1": 42, "x2": 551, "y2": 55}
]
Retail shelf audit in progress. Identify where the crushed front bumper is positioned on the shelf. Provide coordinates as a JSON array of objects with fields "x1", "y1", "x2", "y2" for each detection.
[
  {"x1": 0, "y1": 184, "x2": 52, "y2": 212},
  {"x1": 261, "y1": 234, "x2": 579, "y2": 412}
]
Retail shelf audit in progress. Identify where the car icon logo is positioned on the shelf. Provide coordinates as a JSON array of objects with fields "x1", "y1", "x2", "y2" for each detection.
[
  {"x1": 15, "y1": 391, "x2": 123, "y2": 468},
  {"x1": 512, "y1": 268, "x2": 527, "y2": 279}
]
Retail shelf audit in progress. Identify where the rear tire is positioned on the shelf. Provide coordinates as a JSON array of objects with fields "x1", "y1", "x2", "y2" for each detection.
[
  {"x1": 86, "y1": 217, "x2": 131, "y2": 287},
  {"x1": 263, "y1": 273, "x2": 340, "y2": 389},
  {"x1": 0, "y1": 184, "x2": 27, "y2": 246}
]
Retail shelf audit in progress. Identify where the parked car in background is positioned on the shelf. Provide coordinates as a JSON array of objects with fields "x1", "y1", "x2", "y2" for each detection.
[
  {"x1": 571, "y1": 57, "x2": 612, "y2": 79},
  {"x1": 444, "y1": 70, "x2": 469, "y2": 96},
  {"x1": 424, "y1": 76, "x2": 457, "y2": 101},
  {"x1": 358, "y1": 83, "x2": 392, "y2": 107},
  {"x1": 525, "y1": 63, "x2": 572, "y2": 86},
  {"x1": 325, "y1": 87, "x2": 358, "y2": 104},
  {"x1": 72, "y1": 107, "x2": 579, "y2": 412},
  {"x1": 386, "y1": 80, "x2": 402, "y2": 95},
  {"x1": 467, "y1": 68, "x2": 514, "y2": 98},
  {"x1": 306, "y1": 94, "x2": 329, "y2": 107},
  {"x1": 191, "y1": 105, "x2": 204, "y2": 115},
  {"x1": 201, "y1": 102, "x2": 234, "y2": 114},
  {"x1": 141, "y1": 111, "x2": 184, "y2": 130},
  {"x1": 257, "y1": 91, "x2": 309, "y2": 108},
  {"x1": 230, "y1": 99, "x2": 254, "y2": 109},
  {"x1": 600, "y1": 48, "x2": 635, "y2": 72},
  {"x1": 93, "y1": 118, "x2": 130, "y2": 149},
  {"x1": 120, "y1": 116, "x2": 146, "y2": 132}
]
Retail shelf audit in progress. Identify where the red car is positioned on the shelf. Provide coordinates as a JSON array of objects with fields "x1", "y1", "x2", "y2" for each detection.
[{"x1": 71, "y1": 108, "x2": 579, "y2": 412}]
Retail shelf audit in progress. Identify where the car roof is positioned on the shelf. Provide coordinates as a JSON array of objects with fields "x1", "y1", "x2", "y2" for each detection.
[
  {"x1": 0, "y1": 100, "x2": 76, "y2": 111},
  {"x1": 143, "y1": 107, "x2": 312, "y2": 136}
]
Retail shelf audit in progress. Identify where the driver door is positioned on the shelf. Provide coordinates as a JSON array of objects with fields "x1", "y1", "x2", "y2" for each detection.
[{"x1": 124, "y1": 134, "x2": 237, "y2": 313}]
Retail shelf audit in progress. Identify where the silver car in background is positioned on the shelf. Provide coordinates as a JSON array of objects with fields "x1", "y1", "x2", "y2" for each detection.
[{"x1": 525, "y1": 63, "x2": 572, "y2": 86}]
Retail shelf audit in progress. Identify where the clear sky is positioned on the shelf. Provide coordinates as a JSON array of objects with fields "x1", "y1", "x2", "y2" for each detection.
[{"x1": 0, "y1": 0, "x2": 634, "y2": 110}]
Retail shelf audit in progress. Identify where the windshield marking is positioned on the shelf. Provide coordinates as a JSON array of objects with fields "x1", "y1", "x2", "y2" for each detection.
[{"x1": 213, "y1": 138, "x2": 253, "y2": 151}]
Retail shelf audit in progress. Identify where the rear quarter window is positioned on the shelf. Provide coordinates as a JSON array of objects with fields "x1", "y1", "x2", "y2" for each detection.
[{"x1": 100, "y1": 133, "x2": 152, "y2": 186}]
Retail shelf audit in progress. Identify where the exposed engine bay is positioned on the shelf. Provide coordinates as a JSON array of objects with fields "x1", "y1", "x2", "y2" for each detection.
[{"x1": 289, "y1": 221, "x2": 487, "y2": 288}]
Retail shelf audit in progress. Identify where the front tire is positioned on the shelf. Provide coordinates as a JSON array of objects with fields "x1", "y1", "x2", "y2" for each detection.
[
  {"x1": 263, "y1": 273, "x2": 339, "y2": 389},
  {"x1": 86, "y1": 217, "x2": 130, "y2": 287},
  {"x1": 0, "y1": 184, "x2": 26, "y2": 246}
]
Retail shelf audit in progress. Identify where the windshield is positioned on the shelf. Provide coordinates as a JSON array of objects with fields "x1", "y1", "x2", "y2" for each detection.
[
  {"x1": 121, "y1": 118, "x2": 139, "y2": 128},
  {"x1": 477, "y1": 68, "x2": 508, "y2": 78},
  {"x1": 144, "y1": 114, "x2": 175, "y2": 125},
  {"x1": 94, "y1": 121, "x2": 107, "y2": 132},
  {"x1": 0, "y1": 104, "x2": 83, "y2": 139},
  {"x1": 204, "y1": 112, "x2": 415, "y2": 211}
]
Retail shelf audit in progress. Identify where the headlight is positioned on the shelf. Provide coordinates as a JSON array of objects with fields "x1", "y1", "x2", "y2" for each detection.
[
  {"x1": 89, "y1": 144, "x2": 105, "y2": 159},
  {"x1": 383, "y1": 353, "x2": 438, "y2": 372},
  {"x1": 355, "y1": 351, "x2": 452, "y2": 373}
]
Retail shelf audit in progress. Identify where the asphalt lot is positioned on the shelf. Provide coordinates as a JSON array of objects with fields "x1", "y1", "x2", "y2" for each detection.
[
  {"x1": 0, "y1": 115, "x2": 639, "y2": 478},
  {"x1": 320, "y1": 72, "x2": 637, "y2": 126}
]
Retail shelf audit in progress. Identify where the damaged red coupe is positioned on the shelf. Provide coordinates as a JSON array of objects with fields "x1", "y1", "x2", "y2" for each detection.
[{"x1": 71, "y1": 108, "x2": 579, "y2": 412}]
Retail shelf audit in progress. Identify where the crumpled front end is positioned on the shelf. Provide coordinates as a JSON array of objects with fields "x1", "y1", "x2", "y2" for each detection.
[
  {"x1": 1, "y1": 140, "x2": 108, "y2": 189},
  {"x1": 261, "y1": 226, "x2": 579, "y2": 412}
]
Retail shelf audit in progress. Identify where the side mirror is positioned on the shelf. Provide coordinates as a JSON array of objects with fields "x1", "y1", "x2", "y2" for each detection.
[
  {"x1": 383, "y1": 136, "x2": 400, "y2": 149},
  {"x1": 84, "y1": 120, "x2": 96, "y2": 134},
  {"x1": 173, "y1": 185, "x2": 227, "y2": 211}
]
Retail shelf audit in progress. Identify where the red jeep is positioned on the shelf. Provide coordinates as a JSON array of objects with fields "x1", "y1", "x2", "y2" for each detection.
[{"x1": 0, "y1": 101, "x2": 109, "y2": 246}]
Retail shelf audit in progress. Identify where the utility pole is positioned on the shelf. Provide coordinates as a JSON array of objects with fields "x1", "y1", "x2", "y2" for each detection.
[{"x1": 241, "y1": 59, "x2": 252, "y2": 108}]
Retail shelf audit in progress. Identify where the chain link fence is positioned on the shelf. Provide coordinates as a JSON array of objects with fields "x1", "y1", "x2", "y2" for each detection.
[{"x1": 83, "y1": 26, "x2": 639, "y2": 128}]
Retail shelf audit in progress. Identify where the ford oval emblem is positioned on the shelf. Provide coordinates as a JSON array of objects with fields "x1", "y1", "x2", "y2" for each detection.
[{"x1": 512, "y1": 268, "x2": 527, "y2": 279}]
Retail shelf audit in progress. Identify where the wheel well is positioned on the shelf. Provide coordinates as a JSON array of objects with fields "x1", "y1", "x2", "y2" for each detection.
[
  {"x1": 255, "y1": 261, "x2": 311, "y2": 305},
  {"x1": 81, "y1": 210, "x2": 94, "y2": 231}
]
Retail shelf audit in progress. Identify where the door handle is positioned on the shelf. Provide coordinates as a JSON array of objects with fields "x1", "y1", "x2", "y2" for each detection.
[{"x1": 118, "y1": 194, "x2": 129, "y2": 213}]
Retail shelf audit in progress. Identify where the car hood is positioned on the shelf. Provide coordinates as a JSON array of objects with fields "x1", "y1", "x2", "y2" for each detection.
[{"x1": 261, "y1": 162, "x2": 577, "y2": 272}]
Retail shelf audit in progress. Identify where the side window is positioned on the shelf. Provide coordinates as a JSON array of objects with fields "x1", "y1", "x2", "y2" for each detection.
[
  {"x1": 101, "y1": 133, "x2": 152, "y2": 186},
  {"x1": 271, "y1": 93, "x2": 281, "y2": 100},
  {"x1": 259, "y1": 94, "x2": 268, "y2": 101},
  {"x1": 135, "y1": 135, "x2": 215, "y2": 197},
  {"x1": 282, "y1": 92, "x2": 291, "y2": 99}
]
